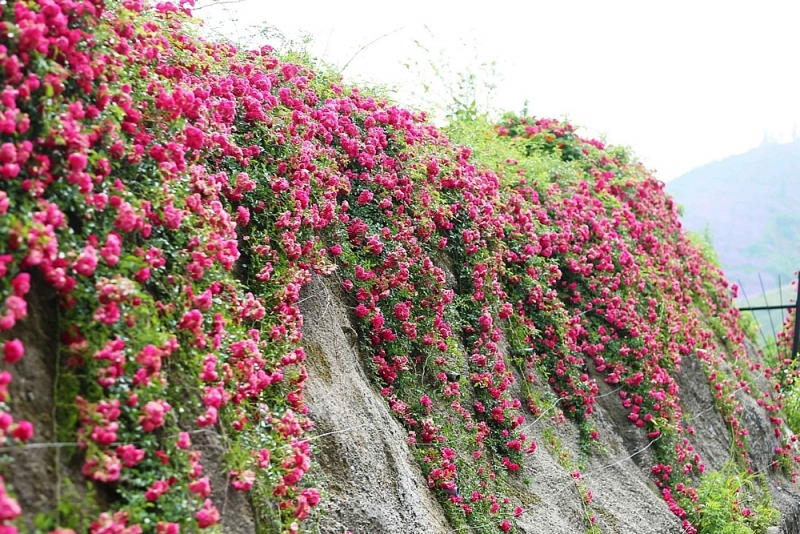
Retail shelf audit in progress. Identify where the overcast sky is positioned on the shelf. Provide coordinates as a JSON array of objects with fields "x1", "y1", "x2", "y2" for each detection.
[{"x1": 198, "y1": 0, "x2": 800, "y2": 182}]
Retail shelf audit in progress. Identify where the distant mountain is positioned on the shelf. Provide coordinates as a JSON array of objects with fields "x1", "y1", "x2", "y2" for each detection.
[{"x1": 666, "y1": 139, "x2": 800, "y2": 301}]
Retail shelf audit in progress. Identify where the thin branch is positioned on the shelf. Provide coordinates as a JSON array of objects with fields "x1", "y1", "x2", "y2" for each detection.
[
  {"x1": 341, "y1": 27, "x2": 404, "y2": 73},
  {"x1": 194, "y1": 0, "x2": 248, "y2": 12}
]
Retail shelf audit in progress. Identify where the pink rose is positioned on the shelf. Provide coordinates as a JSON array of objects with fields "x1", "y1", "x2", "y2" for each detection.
[
  {"x1": 11, "y1": 420, "x2": 33, "y2": 441},
  {"x1": 2, "y1": 339, "x2": 23, "y2": 364}
]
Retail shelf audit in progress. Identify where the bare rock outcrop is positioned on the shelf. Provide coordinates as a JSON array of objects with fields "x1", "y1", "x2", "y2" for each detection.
[
  {"x1": 301, "y1": 276, "x2": 454, "y2": 533},
  {"x1": 300, "y1": 275, "x2": 686, "y2": 534}
]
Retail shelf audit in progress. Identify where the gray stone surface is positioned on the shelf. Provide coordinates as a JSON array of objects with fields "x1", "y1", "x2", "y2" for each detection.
[
  {"x1": 301, "y1": 276, "x2": 685, "y2": 534},
  {"x1": 301, "y1": 276, "x2": 454, "y2": 534}
]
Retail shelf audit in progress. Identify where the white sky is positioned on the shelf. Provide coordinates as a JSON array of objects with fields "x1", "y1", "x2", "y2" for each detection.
[{"x1": 198, "y1": 0, "x2": 800, "y2": 182}]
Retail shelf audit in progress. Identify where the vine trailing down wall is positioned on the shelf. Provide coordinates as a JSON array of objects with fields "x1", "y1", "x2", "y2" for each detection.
[{"x1": 0, "y1": 1, "x2": 796, "y2": 533}]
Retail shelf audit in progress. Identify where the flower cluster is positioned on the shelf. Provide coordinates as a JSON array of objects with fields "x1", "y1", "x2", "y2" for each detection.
[{"x1": 0, "y1": 0, "x2": 335, "y2": 531}]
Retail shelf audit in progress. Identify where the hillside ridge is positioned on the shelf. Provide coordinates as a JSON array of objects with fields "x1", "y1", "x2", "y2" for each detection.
[{"x1": 666, "y1": 139, "x2": 800, "y2": 296}]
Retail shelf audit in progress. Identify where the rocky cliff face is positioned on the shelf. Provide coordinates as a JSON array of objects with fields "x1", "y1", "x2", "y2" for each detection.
[
  {"x1": 301, "y1": 276, "x2": 453, "y2": 534},
  {"x1": 297, "y1": 274, "x2": 800, "y2": 534},
  {"x1": 298, "y1": 275, "x2": 680, "y2": 534}
]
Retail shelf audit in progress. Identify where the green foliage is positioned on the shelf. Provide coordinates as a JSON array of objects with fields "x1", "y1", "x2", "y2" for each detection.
[
  {"x1": 32, "y1": 479, "x2": 103, "y2": 533},
  {"x1": 781, "y1": 367, "x2": 800, "y2": 435},
  {"x1": 690, "y1": 463, "x2": 778, "y2": 534},
  {"x1": 687, "y1": 228, "x2": 721, "y2": 269},
  {"x1": 401, "y1": 30, "x2": 501, "y2": 123}
]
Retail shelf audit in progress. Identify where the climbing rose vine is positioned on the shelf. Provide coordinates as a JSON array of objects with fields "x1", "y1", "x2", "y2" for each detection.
[{"x1": 0, "y1": 1, "x2": 794, "y2": 533}]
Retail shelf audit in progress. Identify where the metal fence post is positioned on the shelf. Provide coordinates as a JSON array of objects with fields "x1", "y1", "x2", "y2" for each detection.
[{"x1": 792, "y1": 271, "x2": 800, "y2": 360}]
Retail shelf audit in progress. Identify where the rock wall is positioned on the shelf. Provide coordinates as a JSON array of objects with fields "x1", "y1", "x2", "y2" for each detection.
[
  {"x1": 297, "y1": 272, "x2": 800, "y2": 534},
  {"x1": 3, "y1": 271, "x2": 68, "y2": 532},
  {"x1": 4, "y1": 271, "x2": 800, "y2": 534},
  {"x1": 301, "y1": 276, "x2": 454, "y2": 534}
]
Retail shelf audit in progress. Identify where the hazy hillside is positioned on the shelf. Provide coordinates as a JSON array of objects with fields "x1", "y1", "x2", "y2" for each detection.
[{"x1": 666, "y1": 139, "x2": 800, "y2": 298}]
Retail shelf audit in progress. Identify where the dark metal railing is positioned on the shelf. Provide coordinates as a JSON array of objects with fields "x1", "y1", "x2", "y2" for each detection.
[{"x1": 738, "y1": 271, "x2": 800, "y2": 360}]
